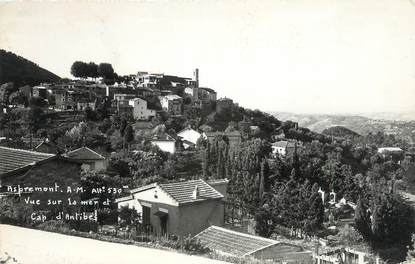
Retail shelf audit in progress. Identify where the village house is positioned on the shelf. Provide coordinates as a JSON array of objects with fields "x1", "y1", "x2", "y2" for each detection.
[
  {"x1": 0, "y1": 146, "x2": 82, "y2": 194},
  {"x1": 192, "y1": 87, "x2": 217, "y2": 102},
  {"x1": 271, "y1": 140, "x2": 297, "y2": 158},
  {"x1": 177, "y1": 127, "x2": 202, "y2": 149},
  {"x1": 128, "y1": 98, "x2": 156, "y2": 121},
  {"x1": 77, "y1": 99, "x2": 96, "y2": 111},
  {"x1": 377, "y1": 147, "x2": 404, "y2": 161},
  {"x1": 105, "y1": 85, "x2": 136, "y2": 98},
  {"x1": 158, "y1": 94, "x2": 183, "y2": 115},
  {"x1": 32, "y1": 85, "x2": 48, "y2": 99},
  {"x1": 133, "y1": 121, "x2": 155, "y2": 139},
  {"x1": 136, "y1": 72, "x2": 164, "y2": 88},
  {"x1": 150, "y1": 133, "x2": 177, "y2": 154},
  {"x1": 203, "y1": 131, "x2": 242, "y2": 148},
  {"x1": 135, "y1": 86, "x2": 155, "y2": 97},
  {"x1": 54, "y1": 90, "x2": 90, "y2": 111},
  {"x1": 64, "y1": 146, "x2": 107, "y2": 171},
  {"x1": 314, "y1": 247, "x2": 380, "y2": 264},
  {"x1": 115, "y1": 179, "x2": 225, "y2": 236}
]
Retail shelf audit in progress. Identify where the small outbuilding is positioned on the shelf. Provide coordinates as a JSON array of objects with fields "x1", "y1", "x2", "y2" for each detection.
[
  {"x1": 65, "y1": 146, "x2": 107, "y2": 171},
  {"x1": 115, "y1": 179, "x2": 225, "y2": 236}
]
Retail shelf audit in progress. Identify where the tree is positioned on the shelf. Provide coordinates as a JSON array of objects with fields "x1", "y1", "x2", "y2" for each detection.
[
  {"x1": 84, "y1": 106, "x2": 98, "y2": 121},
  {"x1": 71, "y1": 61, "x2": 88, "y2": 79},
  {"x1": 119, "y1": 117, "x2": 128, "y2": 154},
  {"x1": 29, "y1": 96, "x2": 47, "y2": 108},
  {"x1": 24, "y1": 106, "x2": 46, "y2": 149},
  {"x1": 254, "y1": 206, "x2": 273, "y2": 238},
  {"x1": 98, "y1": 63, "x2": 115, "y2": 80},
  {"x1": 119, "y1": 206, "x2": 140, "y2": 228},
  {"x1": 124, "y1": 124, "x2": 134, "y2": 152},
  {"x1": 87, "y1": 62, "x2": 99, "y2": 79},
  {"x1": 354, "y1": 197, "x2": 371, "y2": 241}
]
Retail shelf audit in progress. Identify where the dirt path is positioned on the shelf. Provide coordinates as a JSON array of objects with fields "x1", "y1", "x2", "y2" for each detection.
[{"x1": 0, "y1": 224, "x2": 229, "y2": 264}]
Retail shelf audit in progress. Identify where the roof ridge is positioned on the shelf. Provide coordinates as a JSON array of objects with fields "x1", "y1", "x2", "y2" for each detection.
[
  {"x1": 199, "y1": 179, "x2": 224, "y2": 198},
  {"x1": 0, "y1": 146, "x2": 55, "y2": 157},
  {"x1": 67, "y1": 146, "x2": 105, "y2": 159}
]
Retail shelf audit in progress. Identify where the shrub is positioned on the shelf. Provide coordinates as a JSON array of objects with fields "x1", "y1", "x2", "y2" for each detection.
[
  {"x1": 68, "y1": 220, "x2": 98, "y2": 233},
  {"x1": 181, "y1": 235, "x2": 210, "y2": 254},
  {"x1": 0, "y1": 197, "x2": 34, "y2": 226},
  {"x1": 37, "y1": 220, "x2": 70, "y2": 233}
]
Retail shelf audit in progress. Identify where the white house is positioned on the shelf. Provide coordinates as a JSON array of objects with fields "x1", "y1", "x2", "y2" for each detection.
[
  {"x1": 177, "y1": 127, "x2": 202, "y2": 149},
  {"x1": 115, "y1": 179, "x2": 224, "y2": 236},
  {"x1": 151, "y1": 134, "x2": 176, "y2": 154},
  {"x1": 271, "y1": 141, "x2": 296, "y2": 157},
  {"x1": 128, "y1": 98, "x2": 156, "y2": 120}
]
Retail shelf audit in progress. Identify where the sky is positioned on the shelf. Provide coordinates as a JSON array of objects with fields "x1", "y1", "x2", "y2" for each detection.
[{"x1": 0, "y1": 0, "x2": 414, "y2": 115}]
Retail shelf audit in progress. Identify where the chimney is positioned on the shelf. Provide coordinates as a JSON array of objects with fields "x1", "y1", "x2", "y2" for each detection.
[
  {"x1": 192, "y1": 185, "x2": 199, "y2": 199},
  {"x1": 193, "y1": 68, "x2": 199, "y2": 88}
]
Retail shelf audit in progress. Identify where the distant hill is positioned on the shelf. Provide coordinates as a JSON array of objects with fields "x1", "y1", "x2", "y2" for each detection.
[
  {"x1": 322, "y1": 126, "x2": 360, "y2": 138},
  {"x1": 270, "y1": 112, "x2": 415, "y2": 142},
  {"x1": 0, "y1": 49, "x2": 60, "y2": 86}
]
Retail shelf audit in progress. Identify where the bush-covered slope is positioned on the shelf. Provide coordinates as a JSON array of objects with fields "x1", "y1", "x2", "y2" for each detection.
[
  {"x1": 0, "y1": 49, "x2": 60, "y2": 86},
  {"x1": 322, "y1": 126, "x2": 360, "y2": 138}
]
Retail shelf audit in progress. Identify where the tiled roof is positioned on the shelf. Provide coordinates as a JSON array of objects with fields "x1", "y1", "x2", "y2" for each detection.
[
  {"x1": 272, "y1": 141, "x2": 297, "y2": 148},
  {"x1": 195, "y1": 226, "x2": 278, "y2": 256},
  {"x1": 0, "y1": 146, "x2": 55, "y2": 176},
  {"x1": 159, "y1": 179, "x2": 223, "y2": 204},
  {"x1": 272, "y1": 141, "x2": 288, "y2": 148},
  {"x1": 65, "y1": 147, "x2": 105, "y2": 161}
]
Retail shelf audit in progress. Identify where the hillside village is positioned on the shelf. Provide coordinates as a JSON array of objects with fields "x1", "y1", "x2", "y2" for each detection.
[{"x1": 0, "y1": 53, "x2": 415, "y2": 264}]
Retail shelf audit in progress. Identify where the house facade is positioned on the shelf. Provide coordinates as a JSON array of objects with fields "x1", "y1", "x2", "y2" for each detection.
[
  {"x1": 193, "y1": 87, "x2": 217, "y2": 102},
  {"x1": 271, "y1": 141, "x2": 297, "y2": 158},
  {"x1": 158, "y1": 95, "x2": 183, "y2": 115},
  {"x1": 151, "y1": 134, "x2": 176, "y2": 154},
  {"x1": 116, "y1": 179, "x2": 225, "y2": 236},
  {"x1": 128, "y1": 98, "x2": 156, "y2": 121}
]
